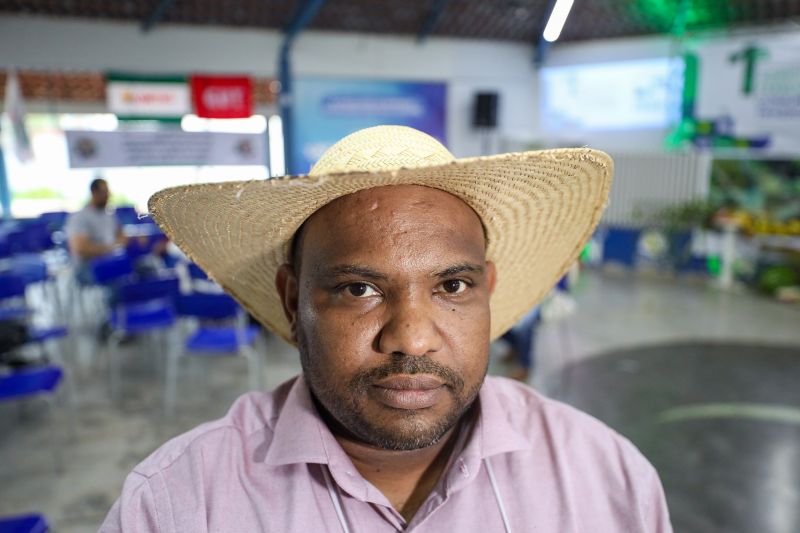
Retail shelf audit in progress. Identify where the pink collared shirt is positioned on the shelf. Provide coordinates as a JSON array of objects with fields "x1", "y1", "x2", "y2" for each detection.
[{"x1": 101, "y1": 376, "x2": 671, "y2": 532}]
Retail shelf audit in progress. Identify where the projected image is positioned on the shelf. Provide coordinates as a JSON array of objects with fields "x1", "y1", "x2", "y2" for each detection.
[{"x1": 541, "y1": 58, "x2": 683, "y2": 131}]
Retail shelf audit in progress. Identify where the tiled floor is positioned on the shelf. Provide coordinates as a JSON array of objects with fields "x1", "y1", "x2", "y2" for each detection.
[{"x1": 1, "y1": 269, "x2": 798, "y2": 532}]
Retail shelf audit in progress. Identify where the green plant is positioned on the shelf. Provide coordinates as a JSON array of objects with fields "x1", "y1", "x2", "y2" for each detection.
[
  {"x1": 12, "y1": 188, "x2": 65, "y2": 200},
  {"x1": 650, "y1": 199, "x2": 718, "y2": 232}
]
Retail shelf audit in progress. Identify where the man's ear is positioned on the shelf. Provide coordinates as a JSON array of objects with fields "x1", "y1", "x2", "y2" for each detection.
[
  {"x1": 485, "y1": 261, "x2": 498, "y2": 296},
  {"x1": 275, "y1": 264, "x2": 299, "y2": 342}
]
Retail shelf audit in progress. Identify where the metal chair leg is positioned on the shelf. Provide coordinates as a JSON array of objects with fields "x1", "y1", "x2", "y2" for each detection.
[
  {"x1": 108, "y1": 332, "x2": 124, "y2": 403},
  {"x1": 44, "y1": 395, "x2": 64, "y2": 475},
  {"x1": 164, "y1": 344, "x2": 180, "y2": 418},
  {"x1": 243, "y1": 346, "x2": 261, "y2": 392}
]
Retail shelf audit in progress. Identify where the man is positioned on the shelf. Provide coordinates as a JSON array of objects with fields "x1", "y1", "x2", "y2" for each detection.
[
  {"x1": 65, "y1": 178, "x2": 127, "y2": 274},
  {"x1": 102, "y1": 126, "x2": 671, "y2": 532}
]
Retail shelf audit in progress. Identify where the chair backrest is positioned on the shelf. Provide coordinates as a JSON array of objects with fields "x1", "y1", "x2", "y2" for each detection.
[
  {"x1": 176, "y1": 292, "x2": 239, "y2": 320},
  {"x1": 38, "y1": 211, "x2": 69, "y2": 231},
  {"x1": 187, "y1": 262, "x2": 210, "y2": 281},
  {"x1": 0, "y1": 513, "x2": 49, "y2": 533},
  {"x1": 115, "y1": 206, "x2": 140, "y2": 225},
  {"x1": 0, "y1": 274, "x2": 27, "y2": 300},
  {"x1": 6, "y1": 255, "x2": 48, "y2": 285},
  {"x1": 602, "y1": 226, "x2": 642, "y2": 268},
  {"x1": 118, "y1": 276, "x2": 180, "y2": 305},
  {"x1": 0, "y1": 365, "x2": 63, "y2": 401},
  {"x1": 90, "y1": 254, "x2": 134, "y2": 285},
  {"x1": 8, "y1": 222, "x2": 54, "y2": 254}
]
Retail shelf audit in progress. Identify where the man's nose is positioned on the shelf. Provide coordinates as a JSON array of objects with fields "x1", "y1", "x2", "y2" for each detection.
[{"x1": 377, "y1": 297, "x2": 443, "y2": 357}]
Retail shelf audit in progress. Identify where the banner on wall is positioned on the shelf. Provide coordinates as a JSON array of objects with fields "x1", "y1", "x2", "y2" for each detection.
[
  {"x1": 292, "y1": 78, "x2": 447, "y2": 174},
  {"x1": 191, "y1": 75, "x2": 253, "y2": 119},
  {"x1": 65, "y1": 130, "x2": 266, "y2": 168},
  {"x1": 106, "y1": 73, "x2": 191, "y2": 120},
  {"x1": 673, "y1": 33, "x2": 800, "y2": 153}
]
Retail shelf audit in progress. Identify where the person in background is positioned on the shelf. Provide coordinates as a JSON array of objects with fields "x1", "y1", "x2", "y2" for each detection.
[{"x1": 65, "y1": 178, "x2": 127, "y2": 281}]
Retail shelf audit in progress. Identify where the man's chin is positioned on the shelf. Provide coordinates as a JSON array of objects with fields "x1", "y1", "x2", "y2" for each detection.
[{"x1": 352, "y1": 410, "x2": 458, "y2": 451}]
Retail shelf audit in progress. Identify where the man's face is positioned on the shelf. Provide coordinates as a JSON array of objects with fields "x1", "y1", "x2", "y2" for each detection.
[
  {"x1": 279, "y1": 185, "x2": 496, "y2": 451},
  {"x1": 93, "y1": 182, "x2": 110, "y2": 209}
]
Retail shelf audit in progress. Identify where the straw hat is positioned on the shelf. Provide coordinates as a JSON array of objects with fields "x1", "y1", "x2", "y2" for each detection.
[{"x1": 148, "y1": 125, "x2": 612, "y2": 344}]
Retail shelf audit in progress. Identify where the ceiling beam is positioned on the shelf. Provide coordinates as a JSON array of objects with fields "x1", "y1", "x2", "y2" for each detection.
[
  {"x1": 141, "y1": 0, "x2": 176, "y2": 33},
  {"x1": 279, "y1": 0, "x2": 327, "y2": 175},
  {"x1": 417, "y1": 0, "x2": 450, "y2": 43},
  {"x1": 283, "y1": 0, "x2": 327, "y2": 44},
  {"x1": 534, "y1": 0, "x2": 558, "y2": 66}
]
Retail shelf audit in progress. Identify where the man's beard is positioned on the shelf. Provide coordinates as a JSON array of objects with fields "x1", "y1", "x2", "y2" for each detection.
[{"x1": 298, "y1": 330, "x2": 485, "y2": 451}]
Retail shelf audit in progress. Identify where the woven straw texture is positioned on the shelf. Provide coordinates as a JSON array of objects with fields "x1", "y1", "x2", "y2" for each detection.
[{"x1": 148, "y1": 126, "x2": 612, "y2": 344}]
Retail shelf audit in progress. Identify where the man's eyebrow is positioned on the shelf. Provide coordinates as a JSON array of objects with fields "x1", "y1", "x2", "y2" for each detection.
[
  {"x1": 319, "y1": 264, "x2": 389, "y2": 281},
  {"x1": 433, "y1": 263, "x2": 484, "y2": 278}
]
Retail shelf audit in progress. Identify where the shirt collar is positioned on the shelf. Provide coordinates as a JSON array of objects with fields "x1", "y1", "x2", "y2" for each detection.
[
  {"x1": 442, "y1": 376, "x2": 532, "y2": 495},
  {"x1": 262, "y1": 375, "x2": 333, "y2": 467},
  {"x1": 475, "y1": 376, "x2": 532, "y2": 458},
  {"x1": 261, "y1": 375, "x2": 376, "y2": 502}
]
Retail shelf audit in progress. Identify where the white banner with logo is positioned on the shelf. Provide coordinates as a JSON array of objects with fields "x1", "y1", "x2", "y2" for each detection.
[
  {"x1": 686, "y1": 32, "x2": 800, "y2": 153},
  {"x1": 65, "y1": 130, "x2": 266, "y2": 168},
  {"x1": 106, "y1": 75, "x2": 190, "y2": 119}
]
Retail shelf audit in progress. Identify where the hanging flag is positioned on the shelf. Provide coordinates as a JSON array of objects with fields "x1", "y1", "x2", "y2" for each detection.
[
  {"x1": 191, "y1": 75, "x2": 253, "y2": 119},
  {"x1": 3, "y1": 69, "x2": 33, "y2": 162},
  {"x1": 106, "y1": 72, "x2": 190, "y2": 121}
]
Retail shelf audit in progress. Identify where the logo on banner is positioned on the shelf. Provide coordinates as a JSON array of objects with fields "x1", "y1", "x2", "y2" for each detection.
[
  {"x1": 191, "y1": 76, "x2": 253, "y2": 119},
  {"x1": 106, "y1": 74, "x2": 190, "y2": 119}
]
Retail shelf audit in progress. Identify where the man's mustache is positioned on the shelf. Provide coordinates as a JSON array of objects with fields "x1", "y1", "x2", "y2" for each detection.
[{"x1": 351, "y1": 356, "x2": 464, "y2": 392}]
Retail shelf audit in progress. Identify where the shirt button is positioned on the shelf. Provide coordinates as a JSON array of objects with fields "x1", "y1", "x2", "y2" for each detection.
[
  {"x1": 346, "y1": 471, "x2": 354, "y2": 477},
  {"x1": 459, "y1": 461, "x2": 469, "y2": 477}
]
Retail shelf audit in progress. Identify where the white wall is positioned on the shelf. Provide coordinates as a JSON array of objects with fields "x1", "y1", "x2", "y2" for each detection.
[{"x1": 0, "y1": 14, "x2": 538, "y2": 157}]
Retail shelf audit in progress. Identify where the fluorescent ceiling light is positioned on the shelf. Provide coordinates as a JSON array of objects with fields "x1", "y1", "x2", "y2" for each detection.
[{"x1": 543, "y1": 0, "x2": 574, "y2": 42}]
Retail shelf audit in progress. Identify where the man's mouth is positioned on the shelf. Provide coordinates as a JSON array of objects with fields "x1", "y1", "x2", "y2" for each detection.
[{"x1": 370, "y1": 374, "x2": 446, "y2": 410}]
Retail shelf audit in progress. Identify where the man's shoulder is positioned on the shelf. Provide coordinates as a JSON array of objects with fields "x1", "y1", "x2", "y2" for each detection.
[
  {"x1": 483, "y1": 376, "x2": 654, "y2": 472},
  {"x1": 68, "y1": 206, "x2": 94, "y2": 220},
  {"x1": 130, "y1": 377, "x2": 297, "y2": 480}
]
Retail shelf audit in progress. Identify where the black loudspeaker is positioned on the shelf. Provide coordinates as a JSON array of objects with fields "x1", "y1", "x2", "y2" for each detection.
[{"x1": 473, "y1": 92, "x2": 499, "y2": 128}]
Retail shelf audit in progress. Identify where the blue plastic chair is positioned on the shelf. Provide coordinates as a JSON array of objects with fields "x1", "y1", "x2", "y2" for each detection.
[
  {"x1": 0, "y1": 366, "x2": 62, "y2": 400},
  {"x1": 4, "y1": 255, "x2": 48, "y2": 285},
  {"x1": 0, "y1": 270, "x2": 67, "y2": 335},
  {"x1": 0, "y1": 273, "x2": 29, "y2": 321},
  {"x1": 7, "y1": 222, "x2": 54, "y2": 254},
  {"x1": 38, "y1": 211, "x2": 69, "y2": 231},
  {"x1": 187, "y1": 262, "x2": 210, "y2": 281},
  {"x1": 602, "y1": 227, "x2": 641, "y2": 269},
  {"x1": 89, "y1": 253, "x2": 134, "y2": 286},
  {"x1": 114, "y1": 206, "x2": 140, "y2": 226},
  {"x1": 4, "y1": 255, "x2": 66, "y2": 322},
  {"x1": 165, "y1": 292, "x2": 261, "y2": 415},
  {"x1": 669, "y1": 231, "x2": 708, "y2": 275},
  {"x1": 0, "y1": 513, "x2": 49, "y2": 533},
  {"x1": 107, "y1": 276, "x2": 179, "y2": 401},
  {"x1": 0, "y1": 366, "x2": 65, "y2": 473}
]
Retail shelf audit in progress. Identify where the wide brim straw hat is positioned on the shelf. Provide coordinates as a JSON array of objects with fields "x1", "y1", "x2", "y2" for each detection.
[{"x1": 148, "y1": 125, "x2": 612, "y2": 344}]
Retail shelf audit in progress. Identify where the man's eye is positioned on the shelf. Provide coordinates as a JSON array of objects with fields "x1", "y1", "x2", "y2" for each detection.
[
  {"x1": 346, "y1": 283, "x2": 378, "y2": 297},
  {"x1": 441, "y1": 279, "x2": 468, "y2": 294}
]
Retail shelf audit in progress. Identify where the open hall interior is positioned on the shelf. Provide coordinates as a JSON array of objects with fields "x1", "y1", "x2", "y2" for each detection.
[{"x1": 1, "y1": 1, "x2": 799, "y2": 532}]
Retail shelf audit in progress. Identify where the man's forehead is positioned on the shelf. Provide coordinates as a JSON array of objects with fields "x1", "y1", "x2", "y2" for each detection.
[{"x1": 291, "y1": 185, "x2": 487, "y2": 269}]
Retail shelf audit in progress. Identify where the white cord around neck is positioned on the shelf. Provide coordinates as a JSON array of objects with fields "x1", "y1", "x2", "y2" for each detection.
[
  {"x1": 485, "y1": 457, "x2": 514, "y2": 533},
  {"x1": 322, "y1": 465, "x2": 352, "y2": 533}
]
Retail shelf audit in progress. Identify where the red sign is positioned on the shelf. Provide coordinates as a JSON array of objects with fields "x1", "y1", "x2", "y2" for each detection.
[{"x1": 191, "y1": 75, "x2": 253, "y2": 119}]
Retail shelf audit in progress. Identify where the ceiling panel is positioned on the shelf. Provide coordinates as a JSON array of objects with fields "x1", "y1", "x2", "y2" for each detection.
[{"x1": 1, "y1": 0, "x2": 799, "y2": 42}]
